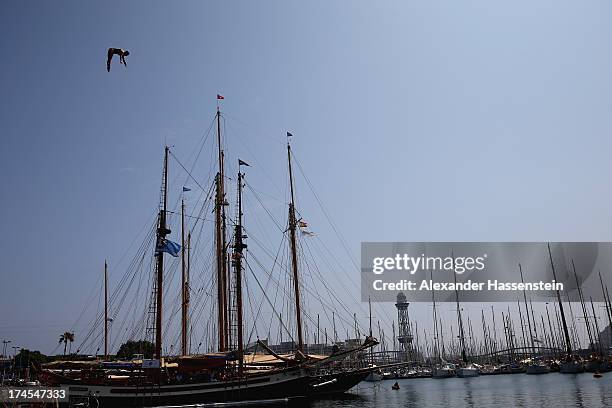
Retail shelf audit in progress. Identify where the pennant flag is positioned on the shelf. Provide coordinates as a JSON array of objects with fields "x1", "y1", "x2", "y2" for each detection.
[
  {"x1": 298, "y1": 220, "x2": 308, "y2": 228},
  {"x1": 182, "y1": 186, "x2": 191, "y2": 192},
  {"x1": 156, "y1": 239, "x2": 181, "y2": 257},
  {"x1": 238, "y1": 159, "x2": 250, "y2": 167},
  {"x1": 217, "y1": 94, "x2": 225, "y2": 100},
  {"x1": 287, "y1": 131, "x2": 293, "y2": 137},
  {"x1": 301, "y1": 230, "x2": 315, "y2": 237}
]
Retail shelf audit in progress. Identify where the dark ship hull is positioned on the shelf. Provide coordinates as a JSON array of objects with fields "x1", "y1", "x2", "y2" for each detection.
[
  {"x1": 308, "y1": 367, "x2": 372, "y2": 396},
  {"x1": 64, "y1": 370, "x2": 310, "y2": 407}
]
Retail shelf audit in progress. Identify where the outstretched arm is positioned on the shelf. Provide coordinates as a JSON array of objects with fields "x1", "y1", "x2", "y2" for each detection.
[{"x1": 106, "y1": 50, "x2": 113, "y2": 72}]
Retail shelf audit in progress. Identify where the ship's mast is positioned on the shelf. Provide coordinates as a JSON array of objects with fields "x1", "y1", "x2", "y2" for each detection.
[
  {"x1": 599, "y1": 271, "x2": 612, "y2": 339},
  {"x1": 452, "y1": 254, "x2": 468, "y2": 363},
  {"x1": 519, "y1": 263, "x2": 536, "y2": 356},
  {"x1": 233, "y1": 165, "x2": 247, "y2": 370},
  {"x1": 155, "y1": 146, "x2": 169, "y2": 359},
  {"x1": 431, "y1": 270, "x2": 440, "y2": 363},
  {"x1": 547, "y1": 243, "x2": 572, "y2": 356},
  {"x1": 215, "y1": 107, "x2": 228, "y2": 351},
  {"x1": 187, "y1": 232, "x2": 191, "y2": 351},
  {"x1": 368, "y1": 296, "x2": 373, "y2": 337},
  {"x1": 572, "y1": 260, "x2": 593, "y2": 351},
  {"x1": 332, "y1": 312, "x2": 337, "y2": 343},
  {"x1": 287, "y1": 140, "x2": 304, "y2": 352},
  {"x1": 589, "y1": 296, "x2": 602, "y2": 354},
  {"x1": 104, "y1": 260, "x2": 108, "y2": 359},
  {"x1": 368, "y1": 296, "x2": 373, "y2": 364},
  {"x1": 181, "y1": 199, "x2": 188, "y2": 356}
]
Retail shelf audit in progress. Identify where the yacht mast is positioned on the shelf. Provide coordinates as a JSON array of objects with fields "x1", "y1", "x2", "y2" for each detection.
[
  {"x1": 599, "y1": 271, "x2": 612, "y2": 338},
  {"x1": 452, "y1": 257, "x2": 468, "y2": 363},
  {"x1": 519, "y1": 263, "x2": 536, "y2": 356},
  {"x1": 573, "y1": 260, "x2": 594, "y2": 351},
  {"x1": 431, "y1": 270, "x2": 440, "y2": 363},
  {"x1": 547, "y1": 243, "x2": 572, "y2": 356}
]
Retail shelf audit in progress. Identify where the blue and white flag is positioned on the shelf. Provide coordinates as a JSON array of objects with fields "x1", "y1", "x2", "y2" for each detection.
[{"x1": 156, "y1": 239, "x2": 181, "y2": 257}]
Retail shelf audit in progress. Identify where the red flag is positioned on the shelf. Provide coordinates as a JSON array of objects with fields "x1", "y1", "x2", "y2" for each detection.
[{"x1": 217, "y1": 94, "x2": 224, "y2": 100}]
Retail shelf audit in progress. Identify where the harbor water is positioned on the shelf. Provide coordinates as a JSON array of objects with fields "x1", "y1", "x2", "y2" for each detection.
[{"x1": 299, "y1": 373, "x2": 612, "y2": 408}]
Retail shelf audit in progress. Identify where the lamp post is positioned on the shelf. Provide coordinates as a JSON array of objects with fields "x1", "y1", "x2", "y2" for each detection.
[
  {"x1": 1, "y1": 340, "x2": 12, "y2": 382},
  {"x1": 1, "y1": 340, "x2": 11, "y2": 358},
  {"x1": 11, "y1": 346, "x2": 20, "y2": 381}
]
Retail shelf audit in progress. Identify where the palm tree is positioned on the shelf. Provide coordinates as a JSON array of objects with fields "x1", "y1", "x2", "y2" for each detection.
[{"x1": 59, "y1": 332, "x2": 75, "y2": 356}]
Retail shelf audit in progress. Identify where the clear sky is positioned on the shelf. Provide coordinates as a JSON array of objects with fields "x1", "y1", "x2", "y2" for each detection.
[{"x1": 1, "y1": 1, "x2": 612, "y2": 354}]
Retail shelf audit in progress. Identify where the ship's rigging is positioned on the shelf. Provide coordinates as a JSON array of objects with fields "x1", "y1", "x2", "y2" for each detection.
[{"x1": 68, "y1": 104, "x2": 383, "y2": 361}]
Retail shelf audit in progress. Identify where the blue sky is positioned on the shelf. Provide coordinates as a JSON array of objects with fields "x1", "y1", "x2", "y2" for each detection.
[{"x1": 1, "y1": 1, "x2": 612, "y2": 354}]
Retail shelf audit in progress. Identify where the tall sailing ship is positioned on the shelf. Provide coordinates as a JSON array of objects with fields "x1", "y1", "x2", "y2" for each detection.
[{"x1": 38, "y1": 104, "x2": 380, "y2": 406}]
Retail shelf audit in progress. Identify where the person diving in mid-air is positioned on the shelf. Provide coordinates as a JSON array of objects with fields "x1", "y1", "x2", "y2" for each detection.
[{"x1": 107, "y1": 48, "x2": 130, "y2": 72}]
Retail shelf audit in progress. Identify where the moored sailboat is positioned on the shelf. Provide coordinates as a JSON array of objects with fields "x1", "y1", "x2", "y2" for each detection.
[
  {"x1": 39, "y1": 105, "x2": 379, "y2": 406},
  {"x1": 547, "y1": 244, "x2": 586, "y2": 375},
  {"x1": 452, "y1": 258, "x2": 479, "y2": 378},
  {"x1": 525, "y1": 359, "x2": 550, "y2": 375},
  {"x1": 432, "y1": 363, "x2": 456, "y2": 379}
]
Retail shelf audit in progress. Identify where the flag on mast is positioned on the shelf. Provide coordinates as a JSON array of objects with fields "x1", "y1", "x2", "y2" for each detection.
[
  {"x1": 155, "y1": 239, "x2": 181, "y2": 257},
  {"x1": 217, "y1": 94, "x2": 225, "y2": 100},
  {"x1": 238, "y1": 159, "x2": 250, "y2": 167}
]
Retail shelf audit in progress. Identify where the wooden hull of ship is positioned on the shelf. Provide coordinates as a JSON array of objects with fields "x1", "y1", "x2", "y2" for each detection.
[{"x1": 60, "y1": 371, "x2": 310, "y2": 407}]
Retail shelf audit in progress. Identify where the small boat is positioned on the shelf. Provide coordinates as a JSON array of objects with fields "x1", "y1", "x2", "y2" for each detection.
[
  {"x1": 496, "y1": 363, "x2": 524, "y2": 374},
  {"x1": 526, "y1": 359, "x2": 550, "y2": 375},
  {"x1": 593, "y1": 371, "x2": 603, "y2": 378},
  {"x1": 399, "y1": 369, "x2": 417, "y2": 379},
  {"x1": 508, "y1": 363, "x2": 526, "y2": 374},
  {"x1": 478, "y1": 365, "x2": 498, "y2": 375},
  {"x1": 432, "y1": 364, "x2": 456, "y2": 379},
  {"x1": 526, "y1": 363, "x2": 550, "y2": 375},
  {"x1": 381, "y1": 370, "x2": 394, "y2": 380},
  {"x1": 417, "y1": 367, "x2": 432, "y2": 378},
  {"x1": 391, "y1": 382, "x2": 400, "y2": 390},
  {"x1": 457, "y1": 363, "x2": 480, "y2": 378}
]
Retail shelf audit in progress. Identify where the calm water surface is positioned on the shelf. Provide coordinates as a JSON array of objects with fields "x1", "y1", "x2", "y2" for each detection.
[{"x1": 295, "y1": 373, "x2": 612, "y2": 408}]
